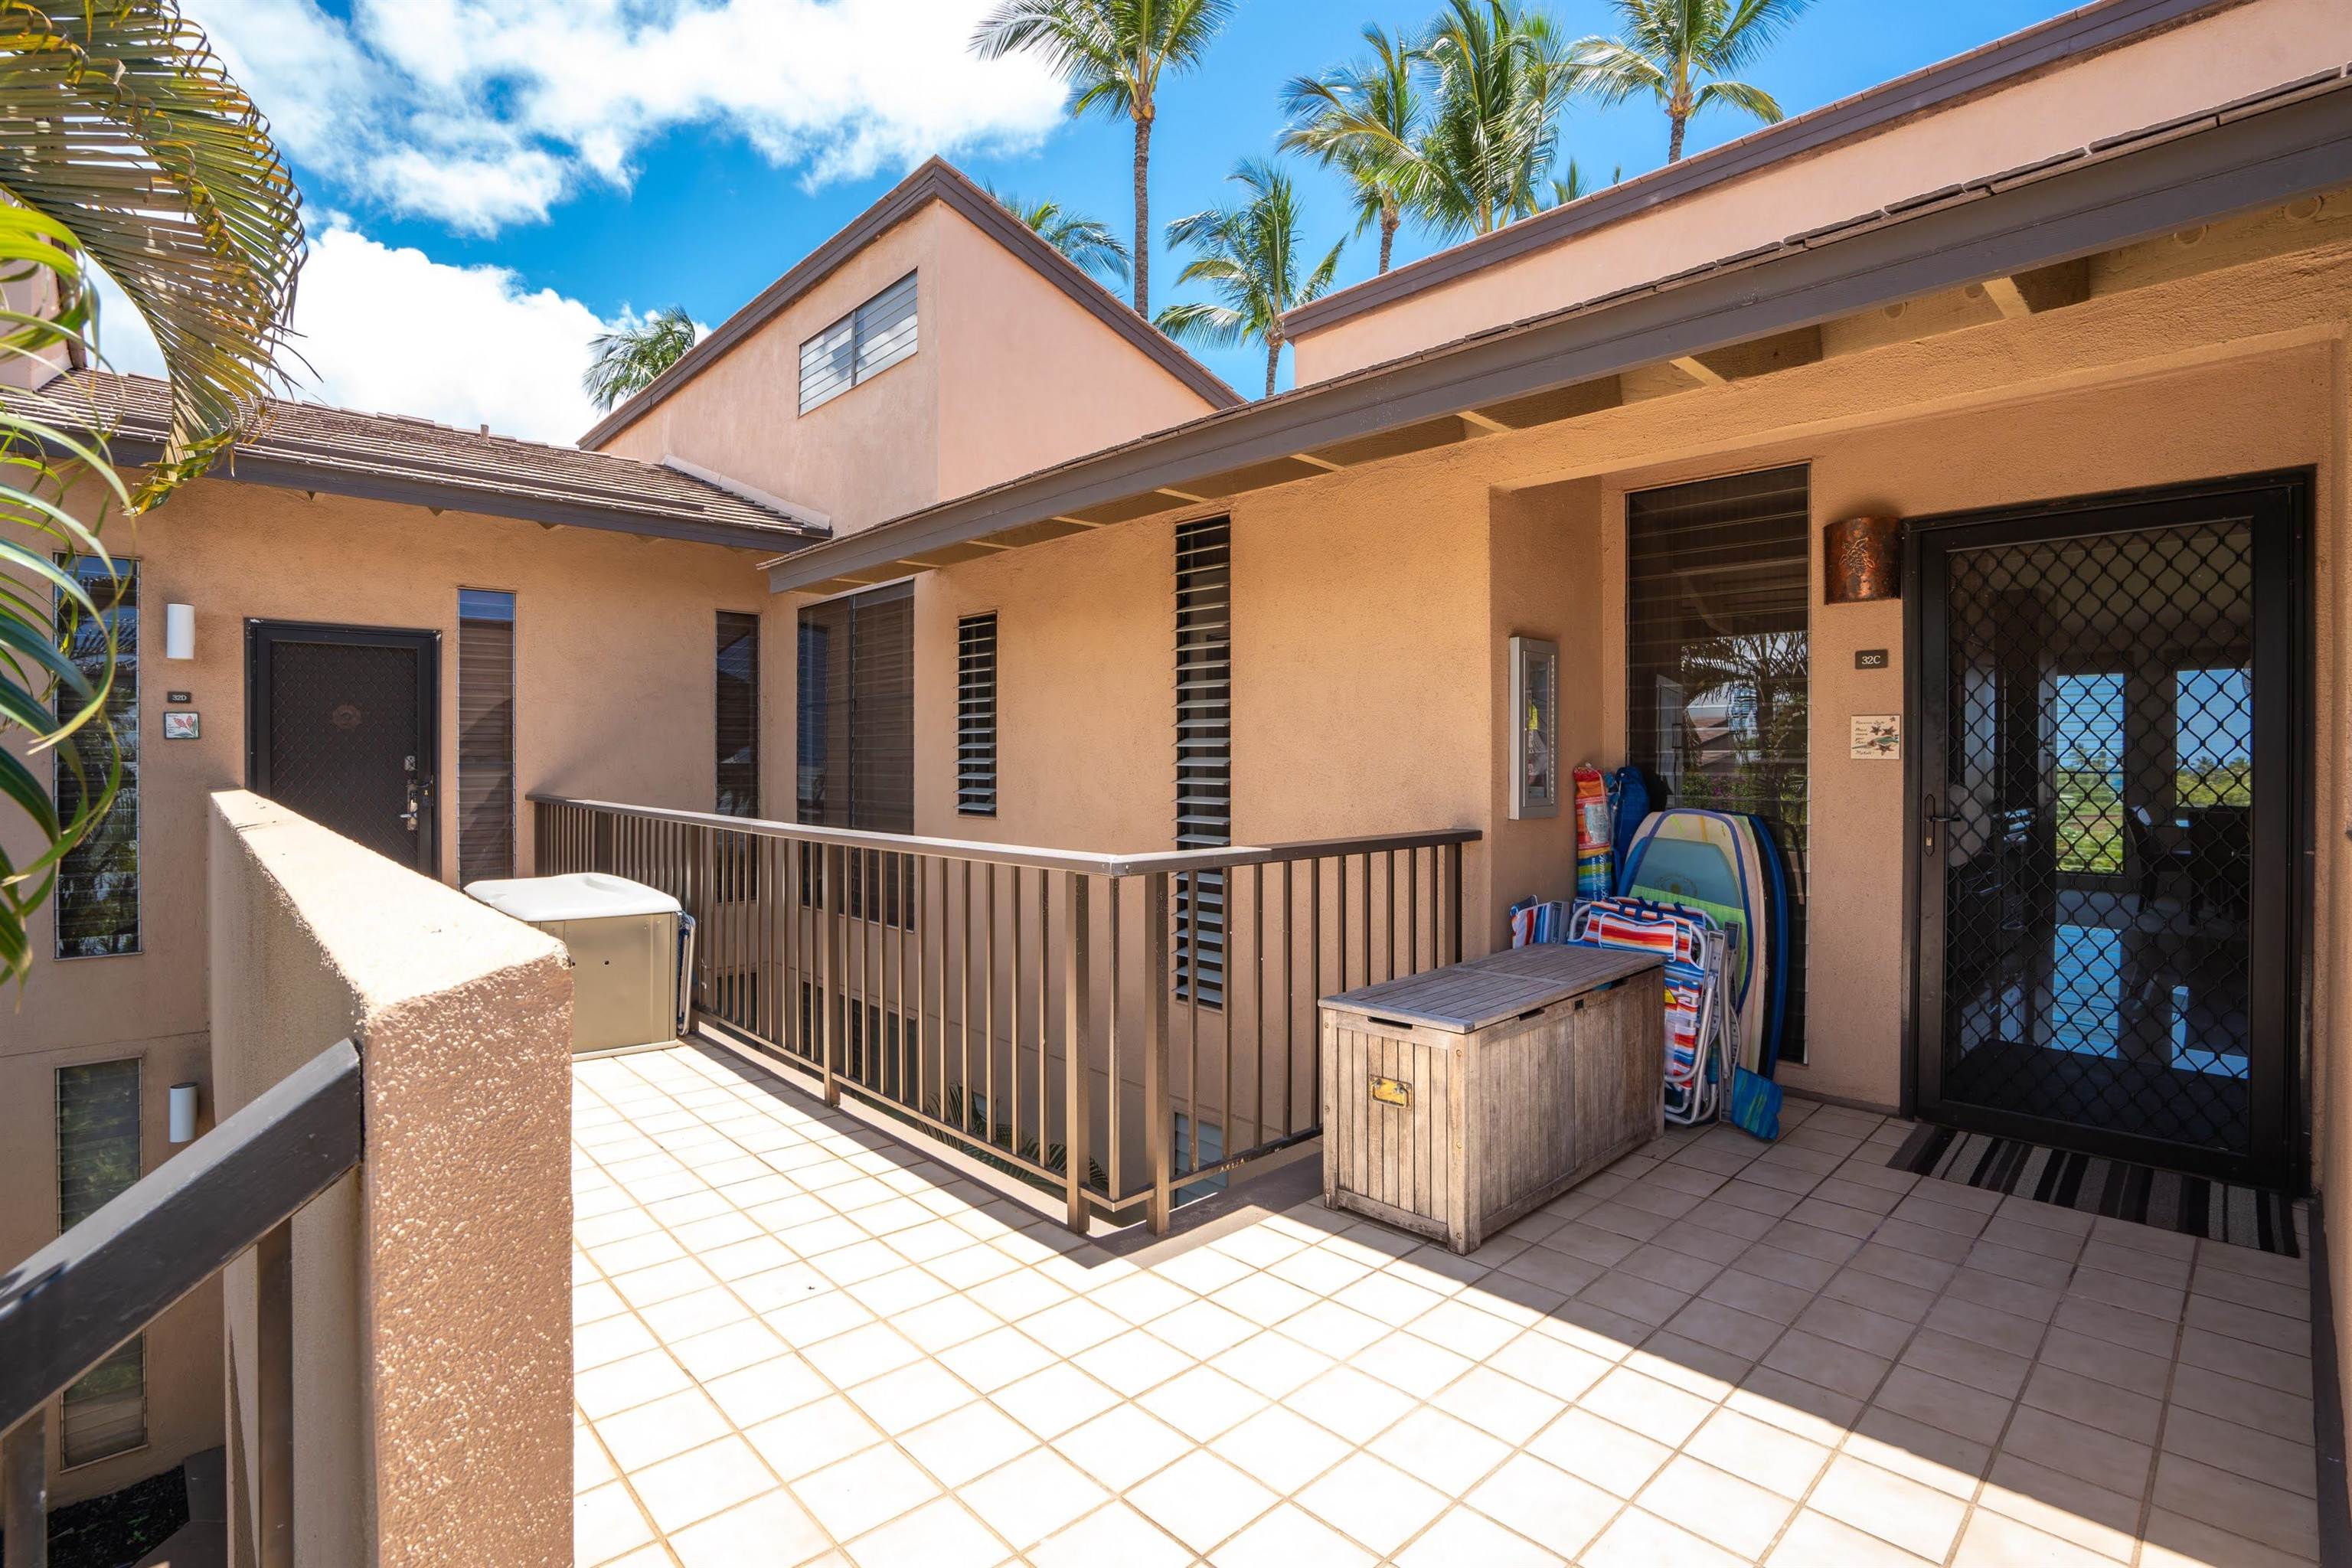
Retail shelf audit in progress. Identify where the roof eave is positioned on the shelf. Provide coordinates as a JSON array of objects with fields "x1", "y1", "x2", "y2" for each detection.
[
  {"x1": 1280, "y1": 0, "x2": 2234, "y2": 340},
  {"x1": 770, "y1": 74, "x2": 2352, "y2": 595},
  {"x1": 111, "y1": 436, "x2": 827, "y2": 551}
]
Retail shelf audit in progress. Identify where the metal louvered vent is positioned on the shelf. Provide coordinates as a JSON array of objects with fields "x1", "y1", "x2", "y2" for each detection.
[
  {"x1": 958, "y1": 612, "x2": 998, "y2": 816},
  {"x1": 1176, "y1": 518, "x2": 1230, "y2": 1005},
  {"x1": 717, "y1": 611, "x2": 760, "y2": 817},
  {"x1": 799, "y1": 272, "x2": 918, "y2": 414}
]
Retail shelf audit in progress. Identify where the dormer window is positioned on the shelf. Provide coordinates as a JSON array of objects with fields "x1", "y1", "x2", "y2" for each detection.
[{"x1": 798, "y1": 272, "x2": 917, "y2": 414}]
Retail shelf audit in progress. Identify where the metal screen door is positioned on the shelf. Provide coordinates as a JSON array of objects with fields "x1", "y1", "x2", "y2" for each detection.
[
  {"x1": 247, "y1": 621, "x2": 440, "y2": 873},
  {"x1": 1913, "y1": 477, "x2": 2304, "y2": 1187}
]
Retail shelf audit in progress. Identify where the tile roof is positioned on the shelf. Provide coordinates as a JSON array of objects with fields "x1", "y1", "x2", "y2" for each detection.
[{"x1": 13, "y1": 371, "x2": 829, "y2": 550}]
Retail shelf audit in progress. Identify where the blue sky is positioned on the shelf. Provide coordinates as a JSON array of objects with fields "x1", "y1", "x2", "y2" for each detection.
[{"x1": 155, "y1": 1, "x2": 2085, "y2": 442}]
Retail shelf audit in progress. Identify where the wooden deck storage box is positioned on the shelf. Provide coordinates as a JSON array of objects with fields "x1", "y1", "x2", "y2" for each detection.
[{"x1": 1319, "y1": 944, "x2": 1664, "y2": 1253}]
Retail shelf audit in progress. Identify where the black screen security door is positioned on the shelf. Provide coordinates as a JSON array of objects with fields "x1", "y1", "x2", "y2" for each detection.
[
  {"x1": 1910, "y1": 475, "x2": 2307, "y2": 1187},
  {"x1": 247, "y1": 621, "x2": 441, "y2": 874}
]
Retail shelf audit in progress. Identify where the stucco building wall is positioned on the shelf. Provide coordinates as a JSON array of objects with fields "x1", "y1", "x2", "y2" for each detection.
[
  {"x1": 0, "y1": 480, "x2": 768, "y2": 1503},
  {"x1": 593, "y1": 199, "x2": 1221, "y2": 537}
]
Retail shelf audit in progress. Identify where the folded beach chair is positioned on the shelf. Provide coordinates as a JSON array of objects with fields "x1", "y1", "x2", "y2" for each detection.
[{"x1": 1570, "y1": 897, "x2": 1736, "y2": 1128}]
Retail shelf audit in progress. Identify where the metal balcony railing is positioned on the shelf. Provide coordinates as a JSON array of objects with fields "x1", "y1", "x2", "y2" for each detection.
[
  {"x1": 531, "y1": 796, "x2": 1478, "y2": 1233},
  {"x1": 0, "y1": 1040, "x2": 362, "y2": 1568}
]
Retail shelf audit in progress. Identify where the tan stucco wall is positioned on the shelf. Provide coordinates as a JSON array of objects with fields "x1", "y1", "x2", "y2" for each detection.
[
  {"x1": 865, "y1": 226, "x2": 2350, "y2": 1126},
  {"x1": 595, "y1": 198, "x2": 1221, "y2": 537},
  {"x1": 1, "y1": 481, "x2": 766, "y2": 1498},
  {"x1": 1291, "y1": 0, "x2": 2337, "y2": 383},
  {"x1": 929, "y1": 202, "x2": 1222, "y2": 499},
  {"x1": 209, "y1": 789, "x2": 571, "y2": 1568}
]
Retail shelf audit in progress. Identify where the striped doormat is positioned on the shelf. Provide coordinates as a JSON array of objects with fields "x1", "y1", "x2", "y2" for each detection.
[{"x1": 1888, "y1": 1123, "x2": 2305, "y2": 1257}]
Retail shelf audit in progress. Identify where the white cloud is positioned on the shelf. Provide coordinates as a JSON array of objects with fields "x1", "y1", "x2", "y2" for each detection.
[
  {"x1": 93, "y1": 220, "x2": 638, "y2": 444},
  {"x1": 186, "y1": 0, "x2": 1067, "y2": 234}
]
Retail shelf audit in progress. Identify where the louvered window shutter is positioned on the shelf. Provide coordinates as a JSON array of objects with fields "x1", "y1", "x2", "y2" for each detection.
[
  {"x1": 716, "y1": 612, "x2": 761, "y2": 817},
  {"x1": 957, "y1": 614, "x2": 997, "y2": 816},
  {"x1": 458, "y1": 590, "x2": 515, "y2": 883},
  {"x1": 1175, "y1": 519, "x2": 1231, "y2": 1005},
  {"x1": 1626, "y1": 464, "x2": 1811, "y2": 1060}
]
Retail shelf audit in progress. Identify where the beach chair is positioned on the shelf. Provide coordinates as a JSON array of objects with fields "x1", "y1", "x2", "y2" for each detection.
[{"x1": 1570, "y1": 897, "x2": 1736, "y2": 1128}]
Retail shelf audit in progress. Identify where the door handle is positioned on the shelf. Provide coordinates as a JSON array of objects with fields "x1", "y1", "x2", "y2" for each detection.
[
  {"x1": 402, "y1": 780, "x2": 422, "y2": 833},
  {"x1": 1923, "y1": 794, "x2": 1962, "y2": 853}
]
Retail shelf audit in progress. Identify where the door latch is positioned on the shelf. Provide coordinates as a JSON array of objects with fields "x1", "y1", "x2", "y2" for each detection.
[
  {"x1": 1922, "y1": 792, "x2": 1962, "y2": 853},
  {"x1": 402, "y1": 779, "x2": 422, "y2": 833}
]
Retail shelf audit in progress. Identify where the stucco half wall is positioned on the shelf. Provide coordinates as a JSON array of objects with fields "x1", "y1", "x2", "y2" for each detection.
[{"x1": 209, "y1": 789, "x2": 572, "y2": 1568}]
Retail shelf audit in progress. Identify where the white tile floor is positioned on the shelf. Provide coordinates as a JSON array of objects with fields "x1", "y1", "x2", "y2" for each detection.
[{"x1": 572, "y1": 1044, "x2": 2323, "y2": 1566}]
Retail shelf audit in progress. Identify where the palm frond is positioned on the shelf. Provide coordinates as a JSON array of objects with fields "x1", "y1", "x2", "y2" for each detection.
[
  {"x1": 1155, "y1": 156, "x2": 1343, "y2": 394},
  {"x1": 1694, "y1": 77, "x2": 1782, "y2": 124},
  {"x1": 0, "y1": 0, "x2": 305, "y2": 472},
  {"x1": 583, "y1": 306, "x2": 697, "y2": 411},
  {"x1": 984, "y1": 183, "x2": 1132, "y2": 285},
  {"x1": 0, "y1": 1, "x2": 301, "y2": 983}
]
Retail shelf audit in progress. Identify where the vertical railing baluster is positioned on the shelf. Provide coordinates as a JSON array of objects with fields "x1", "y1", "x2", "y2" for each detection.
[
  {"x1": 1359, "y1": 852, "x2": 1371, "y2": 989},
  {"x1": 1250, "y1": 862, "x2": 1264, "y2": 1156},
  {"x1": 1449, "y1": 841, "x2": 1465, "y2": 962},
  {"x1": 1107, "y1": 880, "x2": 1123, "y2": 1204},
  {"x1": 3, "y1": 1409, "x2": 47, "y2": 1568},
  {"x1": 1282, "y1": 858, "x2": 1295, "y2": 1138},
  {"x1": 1409, "y1": 847, "x2": 1421, "y2": 975},
  {"x1": 256, "y1": 1217, "x2": 293, "y2": 1568},
  {"x1": 1036, "y1": 870, "x2": 1050, "y2": 1173},
  {"x1": 1183, "y1": 870, "x2": 1199, "y2": 1185},
  {"x1": 983, "y1": 865, "x2": 996, "y2": 1152},
  {"x1": 1062, "y1": 872, "x2": 1091, "y2": 1233},
  {"x1": 964, "y1": 862, "x2": 978, "y2": 1150},
  {"x1": 821, "y1": 844, "x2": 839, "y2": 1105},
  {"x1": 1144, "y1": 871, "x2": 1171, "y2": 1235}
]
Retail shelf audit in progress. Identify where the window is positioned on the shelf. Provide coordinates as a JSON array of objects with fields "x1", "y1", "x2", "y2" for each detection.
[
  {"x1": 57, "y1": 1060, "x2": 145, "y2": 1465},
  {"x1": 957, "y1": 613, "x2": 998, "y2": 816},
  {"x1": 796, "y1": 584, "x2": 912, "y2": 832},
  {"x1": 798, "y1": 272, "x2": 918, "y2": 414},
  {"x1": 457, "y1": 590, "x2": 516, "y2": 884},
  {"x1": 1626, "y1": 466, "x2": 1810, "y2": 1060},
  {"x1": 717, "y1": 612, "x2": 761, "y2": 817},
  {"x1": 53, "y1": 554, "x2": 139, "y2": 957},
  {"x1": 1175, "y1": 520, "x2": 1231, "y2": 1005}
]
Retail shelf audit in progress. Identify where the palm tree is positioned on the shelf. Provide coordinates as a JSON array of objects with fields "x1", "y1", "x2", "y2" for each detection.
[
  {"x1": 0, "y1": 0, "x2": 305, "y2": 982},
  {"x1": 1543, "y1": 158, "x2": 1621, "y2": 207},
  {"x1": 1155, "y1": 159, "x2": 1344, "y2": 398},
  {"x1": 1573, "y1": 0, "x2": 1811, "y2": 163},
  {"x1": 983, "y1": 185, "x2": 1132, "y2": 286},
  {"x1": 1279, "y1": 24, "x2": 1424, "y2": 275},
  {"x1": 970, "y1": 0, "x2": 1235, "y2": 318},
  {"x1": 1414, "y1": 0, "x2": 1577, "y2": 238},
  {"x1": 583, "y1": 306, "x2": 697, "y2": 411}
]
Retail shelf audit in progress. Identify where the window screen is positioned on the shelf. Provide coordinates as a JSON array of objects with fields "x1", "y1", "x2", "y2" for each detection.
[
  {"x1": 717, "y1": 612, "x2": 761, "y2": 818},
  {"x1": 799, "y1": 272, "x2": 918, "y2": 414},
  {"x1": 796, "y1": 583, "x2": 912, "y2": 832},
  {"x1": 458, "y1": 590, "x2": 515, "y2": 884},
  {"x1": 57, "y1": 1059, "x2": 145, "y2": 1465},
  {"x1": 1175, "y1": 519, "x2": 1231, "y2": 1005},
  {"x1": 957, "y1": 613, "x2": 998, "y2": 816},
  {"x1": 1625, "y1": 465, "x2": 1811, "y2": 1060},
  {"x1": 54, "y1": 554, "x2": 138, "y2": 958}
]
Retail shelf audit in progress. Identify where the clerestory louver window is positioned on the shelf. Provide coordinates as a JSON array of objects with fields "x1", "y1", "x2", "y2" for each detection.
[
  {"x1": 957, "y1": 614, "x2": 998, "y2": 816},
  {"x1": 798, "y1": 272, "x2": 918, "y2": 414},
  {"x1": 1174, "y1": 519, "x2": 1231, "y2": 1006}
]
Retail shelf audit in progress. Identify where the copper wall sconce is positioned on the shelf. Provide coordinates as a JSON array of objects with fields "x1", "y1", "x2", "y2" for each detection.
[{"x1": 1825, "y1": 515, "x2": 1903, "y2": 603}]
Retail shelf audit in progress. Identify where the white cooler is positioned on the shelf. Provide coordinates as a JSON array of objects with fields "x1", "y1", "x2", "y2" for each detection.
[{"x1": 466, "y1": 873, "x2": 686, "y2": 1054}]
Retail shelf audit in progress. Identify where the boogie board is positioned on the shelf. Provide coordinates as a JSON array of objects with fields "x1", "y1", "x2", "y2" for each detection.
[
  {"x1": 1746, "y1": 815, "x2": 1794, "y2": 1077},
  {"x1": 1619, "y1": 808, "x2": 1773, "y2": 1071}
]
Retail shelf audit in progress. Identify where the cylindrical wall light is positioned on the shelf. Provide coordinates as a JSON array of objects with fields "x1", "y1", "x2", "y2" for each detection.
[
  {"x1": 1824, "y1": 516, "x2": 1903, "y2": 604},
  {"x1": 168, "y1": 1082, "x2": 200, "y2": 1144},
  {"x1": 164, "y1": 602, "x2": 196, "y2": 660}
]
